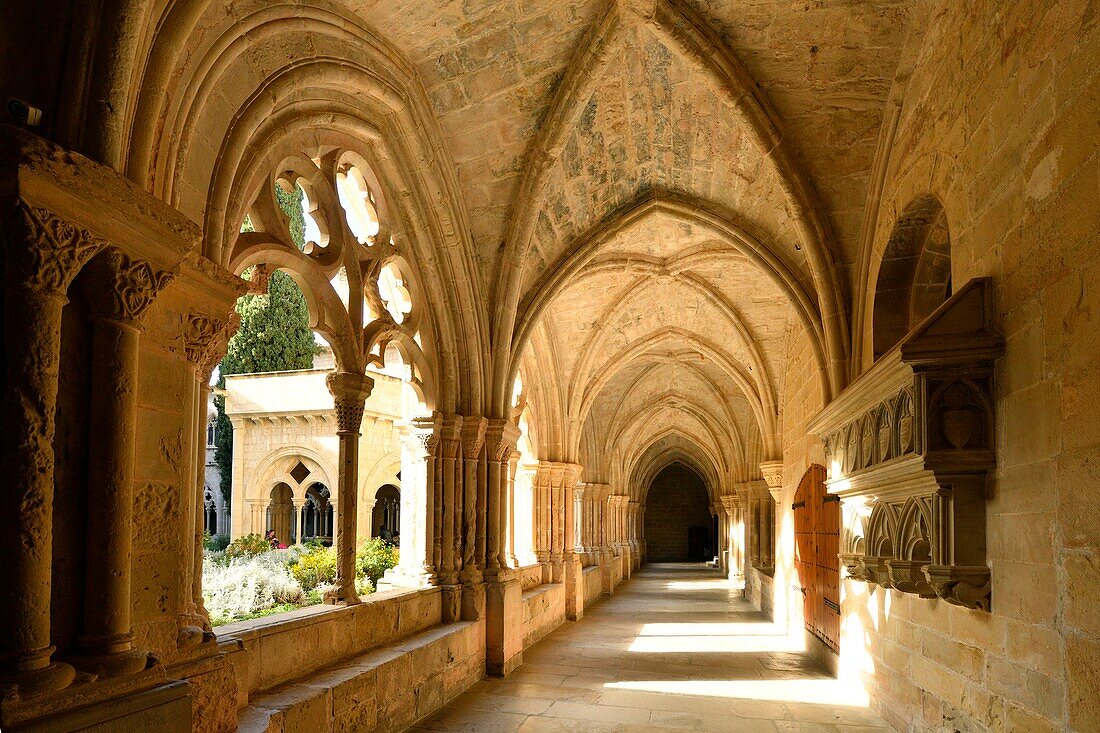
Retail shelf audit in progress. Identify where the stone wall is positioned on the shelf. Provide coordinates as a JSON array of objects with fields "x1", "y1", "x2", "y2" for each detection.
[
  {"x1": 766, "y1": 2, "x2": 1100, "y2": 730},
  {"x1": 521, "y1": 584, "x2": 566, "y2": 650},
  {"x1": 643, "y1": 464, "x2": 713, "y2": 562}
]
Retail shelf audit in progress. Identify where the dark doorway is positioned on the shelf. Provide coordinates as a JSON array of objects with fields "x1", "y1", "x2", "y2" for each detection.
[
  {"x1": 687, "y1": 526, "x2": 710, "y2": 561},
  {"x1": 644, "y1": 463, "x2": 712, "y2": 562}
]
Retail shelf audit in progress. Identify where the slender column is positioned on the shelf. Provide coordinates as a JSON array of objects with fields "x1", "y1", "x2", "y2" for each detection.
[
  {"x1": 507, "y1": 450, "x2": 521, "y2": 567},
  {"x1": 484, "y1": 420, "x2": 519, "y2": 577},
  {"x1": 385, "y1": 414, "x2": 440, "y2": 586},
  {"x1": 1, "y1": 203, "x2": 104, "y2": 696},
  {"x1": 179, "y1": 311, "x2": 234, "y2": 648},
  {"x1": 760, "y1": 460, "x2": 784, "y2": 571},
  {"x1": 573, "y1": 487, "x2": 586, "y2": 553},
  {"x1": 712, "y1": 502, "x2": 726, "y2": 571},
  {"x1": 439, "y1": 415, "x2": 462, "y2": 585},
  {"x1": 460, "y1": 417, "x2": 486, "y2": 582},
  {"x1": 73, "y1": 248, "x2": 173, "y2": 677},
  {"x1": 323, "y1": 371, "x2": 373, "y2": 605}
]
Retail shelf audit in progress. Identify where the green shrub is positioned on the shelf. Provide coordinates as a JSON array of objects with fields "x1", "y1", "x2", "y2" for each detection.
[
  {"x1": 291, "y1": 547, "x2": 337, "y2": 591},
  {"x1": 225, "y1": 533, "x2": 272, "y2": 560},
  {"x1": 204, "y1": 532, "x2": 230, "y2": 552},
  {"x1": 356, "y1": 538, "x2": 399, "y2": 588}
]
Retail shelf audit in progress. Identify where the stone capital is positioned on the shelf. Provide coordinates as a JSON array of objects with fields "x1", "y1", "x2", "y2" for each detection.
[
  {"x1": 184, "y1": 310, "x2": 238, "y2": 382},
  {"x1": 326, "y1": 371, "x2": 374, "y2": 434},
  {"x1": 401, "y1": 413, "x2": 442, "y2": 458},
  {"x1": 440, "y1": 413, "x2": 463, "y2": 458},
  {"x1": 759, "y1": 460, "x2": 783, "y2": 489},
  {"x1": 720, "y1": 494, "x2": 738, "y2": 512},
  {"x1": 485, "y1": 419, "x2": 521, "y2": 462},
  {"x1": 5, "y1": 201, "x2": 108, "y2": 294},
  {"x1": 84, "y1": 246, "x2": 176, "y2": 327},
  {"x1": 460, "y1": 416, "x2": 487, "y2": 460}
]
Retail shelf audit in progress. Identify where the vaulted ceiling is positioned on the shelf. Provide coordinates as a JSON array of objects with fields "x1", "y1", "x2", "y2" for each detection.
[{"x1": 86, "y1": 0, "x2": 919, "y2": 498}]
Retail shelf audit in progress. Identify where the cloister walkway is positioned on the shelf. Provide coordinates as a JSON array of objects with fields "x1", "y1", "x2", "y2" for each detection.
[{"x1": 413, "y1": 564, "x2": 890, "y2": 733}]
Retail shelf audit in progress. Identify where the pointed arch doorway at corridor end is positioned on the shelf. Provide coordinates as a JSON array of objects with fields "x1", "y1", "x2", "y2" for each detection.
[
  {"x1": 793, "y1": 464, "x2": 840, "y2": 652},
  {"x1": 644, "y1": 463, "x2": 714, "y2": 563}
]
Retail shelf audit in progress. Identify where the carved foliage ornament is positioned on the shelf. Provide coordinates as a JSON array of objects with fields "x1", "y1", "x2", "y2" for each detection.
[
  {"x1": 184, "y1": 312, "x2": 238, "y2": 379},
  {"x1": 6, "y1": 202, "x2": 108, "y2": 292},
  {"x1": 87, "y1": 247, "x2": 176, "y2": 324}
]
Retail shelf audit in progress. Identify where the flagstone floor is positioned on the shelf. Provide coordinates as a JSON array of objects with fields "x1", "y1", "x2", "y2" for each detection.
[{"x1": 410, "y1": 563, "x2": 890, "y2": 733}]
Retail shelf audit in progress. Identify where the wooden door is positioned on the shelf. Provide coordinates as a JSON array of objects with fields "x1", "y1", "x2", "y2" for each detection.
[{"x1": 792, "y1": 465, "x2": 840, "y2": 652}]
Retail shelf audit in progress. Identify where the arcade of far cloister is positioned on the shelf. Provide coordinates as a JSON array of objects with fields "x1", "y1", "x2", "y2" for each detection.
[{"x1": 1, "y1": 1, "x2": 1097, "y2": 732}]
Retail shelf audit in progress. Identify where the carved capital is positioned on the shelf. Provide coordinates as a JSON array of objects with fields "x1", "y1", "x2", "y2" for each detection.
[
  {"x1": 485, "y1": 419, "x2": 521, "y2": 462},
  {"x1": 184, "y1": 311, "x2": 238, "y2": 382},
  {"x1": 759, "y1": 460, "x2": 783, "y2": 490},
  {"x1": 85, "y1": 247, "x2": 176, "y2": 326},
  {"x1": 402, "y1": 413, "x2": 441, "y2": 458},
  {"x1": 326, "y1": 371, "x2": 374, "y2": 434},
  {"x1": 440, "y1": 414, "x2": 463, "y2": 459},
  {"x1": 460, "y1": 416, "x2": 487, "y2": 460},
  {"x1": 6, "y1": 201, "x2": 108, "y2": 293}
]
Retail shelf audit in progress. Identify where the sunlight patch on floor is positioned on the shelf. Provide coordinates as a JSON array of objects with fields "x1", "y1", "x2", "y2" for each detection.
[
  {"x1": 603, "y1": 678, "x2": 871, "y2": 707},
  {"x1": 627, "y1": 626, "x2": 804, "y2": 653}
]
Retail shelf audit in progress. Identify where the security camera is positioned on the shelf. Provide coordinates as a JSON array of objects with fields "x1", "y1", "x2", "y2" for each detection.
[{"x1": 7, "y1": 97, "x2": 43, "y2": 126}]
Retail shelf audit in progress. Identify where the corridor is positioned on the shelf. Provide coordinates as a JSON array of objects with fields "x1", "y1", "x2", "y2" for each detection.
[{"x1": 414, "y1": 565, "x2": 890, "y2": 732}]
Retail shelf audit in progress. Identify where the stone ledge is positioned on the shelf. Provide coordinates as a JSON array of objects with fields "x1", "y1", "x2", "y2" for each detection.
[
  {"x1": 238, "y1": 621, "x2": 482, "y2": 733},
  {"x1": 220, "y1": 587, "x2": 442, "y2": 708}
]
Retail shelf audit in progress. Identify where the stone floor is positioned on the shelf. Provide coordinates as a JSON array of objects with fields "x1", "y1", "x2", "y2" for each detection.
[{"x1": 411, "y1": 564, "x2": 891, "y2": 732}]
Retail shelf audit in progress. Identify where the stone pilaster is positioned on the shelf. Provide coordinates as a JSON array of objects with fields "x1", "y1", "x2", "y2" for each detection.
[{"x1": 323, "y1": 371, "x2": 373, "y2": 605}]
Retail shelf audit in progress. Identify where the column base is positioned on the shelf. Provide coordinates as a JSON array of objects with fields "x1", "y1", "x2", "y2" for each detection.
[
  {"x1": 1, "y1": 658, "x2": 77, "y2": 700},
  {"x1": 68, "y1": 648, "x2": 150, "y2": 678},
  {"x1": 322, "y1": 582, "x2": 361, "y2": 606},
  {"x1": 440, "y1": 584, "x2": 463, "y2": 623}
]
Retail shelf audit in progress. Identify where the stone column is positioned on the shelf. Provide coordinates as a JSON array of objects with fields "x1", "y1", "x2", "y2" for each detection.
[
  {"x1": 383, "y1": 414, "x2": 440, "y2": 588},
  {"x1": 323, "y1": 371, "x2": 373, "y2": 605},
  {"x1": 711, "y1": 501, "x2": 726, "y2": 571},
  {"x1": 484, "y1": 420, "x2": 522, "y2": 676},
  {"x1": 439, "y1": 415, "x2": 462, "y2": 586},
  {"x1": 560, "y1": 464, "x2": 584, "y2": 619},
  {"x1": 73, "y1": 248, "x2": 174, "y2": 677},
  {"x1": 459, "y1": 417, "x2": 486, "y2": 620},
  {"x1": 179, "y1": 310, "x2": 235, "y2": 649},
  {"x1": 573, "y1": 487, "x2": 586, "y2": 554},
  {"x1": 483, "y1": 420, "x2": 519, "y2": 577},
  {"x1": 507, "y1": 450, "x2": 521, "y2": 567},
  {"x1": 721, "y1": 495, "x2": 740, "y2": 583},
  {"x1": 0, "y1": 203, "x2": 105, "y2": 696},
  {"x1": 760, "y1": 460, "x2": 784, "y2": 570},
  {"x1": 438, "y1": 415, "x2": 462, "y2": 621}
]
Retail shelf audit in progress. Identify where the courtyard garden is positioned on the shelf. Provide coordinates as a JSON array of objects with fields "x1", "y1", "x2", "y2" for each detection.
[{"x1": 201, "y1": 534, "x2": 399, "y2": 626}]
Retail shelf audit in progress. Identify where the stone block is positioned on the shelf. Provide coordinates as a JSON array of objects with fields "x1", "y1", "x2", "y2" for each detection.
[
  {"x1": 1066, "y1": 634, "x2": 1100, "y2": 732},
  {"x1": 921, "y1": 629, "x2": 984, "y2": 679},
  {"x1": 1063, "y1": 552, "x2": 1100, "y2": 636},
  {"x1": 986, "y1": 654, "x2": 1064, "y2": 721}
]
